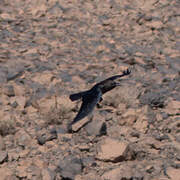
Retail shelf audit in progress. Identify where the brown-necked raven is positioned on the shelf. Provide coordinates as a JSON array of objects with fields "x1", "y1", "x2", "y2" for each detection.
[{"x1": 69, "y1": 69, "x2": 131, "y2": 131}]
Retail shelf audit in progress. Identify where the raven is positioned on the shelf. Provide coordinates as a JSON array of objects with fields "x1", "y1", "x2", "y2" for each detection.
[{"x1": 69, "y1": 69, "x2": 131, "y2": 131}]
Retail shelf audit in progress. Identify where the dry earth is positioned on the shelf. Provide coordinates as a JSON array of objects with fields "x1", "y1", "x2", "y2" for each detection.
[{"x1": 0, "y1": 0, "x2": 180, "y2": 179}]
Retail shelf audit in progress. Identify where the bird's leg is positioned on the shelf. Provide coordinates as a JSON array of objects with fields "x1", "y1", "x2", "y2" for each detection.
[{"x1": 97, "y1": 97, "x2": 103, "y2": 108}]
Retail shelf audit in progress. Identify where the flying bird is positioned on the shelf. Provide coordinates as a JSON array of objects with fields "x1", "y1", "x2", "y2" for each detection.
[{"x1": 68, "y1": 69, "x2": 131, "y2": 132}]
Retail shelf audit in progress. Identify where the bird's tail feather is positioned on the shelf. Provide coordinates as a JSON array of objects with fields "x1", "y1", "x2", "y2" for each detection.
[{"x1": 69, "y1": 91, "x2": 88, "y2": 101}]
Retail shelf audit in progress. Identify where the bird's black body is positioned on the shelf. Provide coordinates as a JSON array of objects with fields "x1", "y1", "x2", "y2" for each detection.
[{"x1": 69, "y1": 69, "x2": 131, "y2": 130}]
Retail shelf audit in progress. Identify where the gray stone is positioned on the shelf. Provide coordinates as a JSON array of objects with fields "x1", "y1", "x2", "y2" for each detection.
[
  {"x1": 3, "y1": 85, "x2": 15, "y2": 97},
  {"x1": 82, "y1": 156, "x2": 96, "y2": 167},
  {"x1": 7, "y1": 68, "x2": 24, "y2": 81},
  {"x1": 139, "y1": 91, "x2": 166, "y2": 109},
  {"x1": 37, "y1": 135, "x2": 47, "y2": 145},
  {"x1": 56, "y1": 155, "x2": 82, "y2": 179},
  {"x1": 85, "y1": 118, "x2": 107, "y2": 136},
  {"x1": 37, "y1": 131, "x2": 57, "y2": 145},
  {"x1": 0, "y1": 151, "x2": 8, "y2": 164}
]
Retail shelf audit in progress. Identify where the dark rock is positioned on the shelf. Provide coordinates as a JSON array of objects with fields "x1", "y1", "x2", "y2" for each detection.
[
  {"x1": 171, "y1": 162, "x2": 180, "y2": 169},
  {"x1": 37, "y1": 135, "x2": 47, "y2": 145},
  {"x1": 3, "y1": 85, "x2": 15, "y2": 97},
  {"x1": 56, "y1": 155, "x2": 83, "y2": 179},
  {"x1": 37, "y1": 131, "x2": 57, "y2": 145},
  {"x1": 99, "y1": 122, "x2": 107, "y2": 136},
  {"x1": 0, "y1": 151, "x2": 8, "y2": 164},
  {"x1": 82, "y1": 156, "x2": 96, "y2": 167},
  {"x1": 7, "y1": 68, "x2": 24, "y2": 81},
  {"x1": 161, "y1": 112, "x2": 169, "y2": 119},
  {"x1": 154, "y1": 134, "x2": 169, "y2": 141},
  {"x1": 139, "y1": 91, "x2": 166, "y2": 109},
  {"x1": 46, "y1": 133, "x2": 57, "y2": 141},
  {"x1": 133, "y1": 150, "x2": 148, "y2": 161},
  {"x1": 10, "y1": 101, "x2": 18, "y2": 108},
  {"x1": 130, "y1": 131, "x2": 140, "y2": 138},
  {"x1": 56, "y1": 127, "x2": 67, "y2": 134},
  {"x1": 146, "y1": 166, "x2": 155, "y2": 174},
  {"x1": 50, "y1": 127, "x2": 57, "y2": 135}
]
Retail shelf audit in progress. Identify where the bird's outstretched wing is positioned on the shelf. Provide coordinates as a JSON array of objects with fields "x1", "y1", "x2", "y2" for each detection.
[
  {"x1": 104, "y1": 68, "x2": 131, "y2": 81},
  {"x1": 70, "y1": 87, "x2": 102, "y2": 125},
  {"x1": 95, "y1": 69, "x2": 131, "y2": 87}
]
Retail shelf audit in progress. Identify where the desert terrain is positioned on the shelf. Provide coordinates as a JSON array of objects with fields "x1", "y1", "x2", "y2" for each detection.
[{"x1": 0, "y1": 0, "x2": 180, "y2": 179}]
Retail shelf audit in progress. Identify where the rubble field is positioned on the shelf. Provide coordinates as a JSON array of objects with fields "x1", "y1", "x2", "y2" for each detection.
[{"x1": 0, "y1": 0, "x2": 179, "y2": 179}]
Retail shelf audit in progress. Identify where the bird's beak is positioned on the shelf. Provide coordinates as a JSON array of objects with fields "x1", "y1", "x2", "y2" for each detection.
[{"x1": 115, "y1": 82, "x2": 121, "y2": 86}]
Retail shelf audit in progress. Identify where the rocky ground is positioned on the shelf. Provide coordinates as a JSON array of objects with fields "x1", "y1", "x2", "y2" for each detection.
[{"x1": 0, "y1": 0, "x2": 180, "y2": 179}]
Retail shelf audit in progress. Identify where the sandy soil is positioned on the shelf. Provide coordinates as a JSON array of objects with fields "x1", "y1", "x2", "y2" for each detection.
[{"x1": 0, "y1": 0, "x2": 179, "y2": 179}]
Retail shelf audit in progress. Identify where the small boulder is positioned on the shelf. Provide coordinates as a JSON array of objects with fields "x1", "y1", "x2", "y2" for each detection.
[
  {"x1": 96, "y1": 137, "x2": 129, "y2": 162},
  {"x1": 56, "y1": 155, "x2": 83, "y2": 179},
  {"x1": 85, "y1": 113, "x2": 107, "y2": 136}
]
